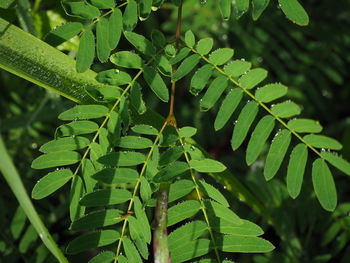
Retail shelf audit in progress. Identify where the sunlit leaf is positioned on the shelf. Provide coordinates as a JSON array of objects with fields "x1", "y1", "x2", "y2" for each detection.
[
  {"x1": 214, "y1": 88, "x2": 243, "y2": 131},
  {"x1": 271, "y1": 101, "x2": 301, "y2": 118},
  {"x1": 124, "y1": 31, "x2": 156, "y2": 56},
  {"x1": 204, "y1": 200, "x2": 242, "y2": 225},
  {"x1": 189, "y1": 159, "x2": 226, "y2": 173},
  {"x1": 304, "y1": 135, "x2": 342, "y2": 150},
  {"x1": 117, "y1": 136, "x2": 153, "y2": 149},
  {"x1": 178, "y1": 126, "x2": 197, "y2": 138},
  {"x1": 153, "y1": 161, "x2": 189, "y2": 182},
  {"x1": 39, "y1": 136, "x2": 90, "y2": 153},
  {"x1": 62, "y1": 1, "x2": 100, "y2": 19},
  {"x1": 278, "y1": 0, "x2": 309, "y2": 26},
  {"x1": 45, "y1": 22, "x2": 83, "y2": 47},
  {"x1": 255, "y1": 83, "x2": 288, "y2": 103},
  {"x1": 32, "y1": 169, "x2": 73, "y2": 199},
  {"x1": 168, "y1": 180, "x2": 195, "y2": 203},
  {"x1": 211, "y1": 218, "x2": 264, "y2": 236},
  {"x1": 143, "y1": 65, "x2": 169, "y2": 102},
  {"x1": 123, "y1": 237, "x2": 142, "y2": 263},
  {"x1": 96, "y1": 17, "x2": 111, "y2": 62},
  {"x1": 200, "y1": 76, "x2": 228, "y2": 112},
  {"x1": 58, "y1": 105, "x2": 108, "y2": 120},
  {"x1": 76, "y1": 29, "x2": 95, "y2": 73},
  {"x1": 209, "y1": 48, "x2": 234, "y2": 66},
  {"x1": 190, "y1": 64, "x2": 213, "y2": 95},
  {"x1": 172, "y1": 54, "x2": 201, "y2": 82},
  {"x1": 235, "y1": 0, "x2": 250, "y2": 18},
  {"x1": 123, "y1": 0, "x2": 138, "y2": 31},
  {"x1": 321, "y1": 152, "x2": 350, "y2": 176},
  {"x1": 108, "y1": 9, "x2": 123, "y2": 49},
  {"x1": 89, "y1": 0, "x2": 115, "y2": 9},
  {"x1": 31, "y1": 151, "x2": 81, "y2": 169},
  {"x1": 246, "y1": 115, "x2": 275, "y2": 165},
  {"x1": 219, "y1": 0, "x2": 232, "y2": 20},
  {"x1": 231, "y1": 101, "x2": 259, "y2": 150},
  {"x1": 198, "y1": 180, "x2": 229, "y2": 207},
  {"x1": 239, "y1": 68, "x2": 267, "y2": 90},
  {"x1": 185, "y1": 30, "x2": 195, "y2": 48},
  {"x1": 196, "y1": 38, "x2": 214, "y2": 55},
  {"x1": 312, "y1": 158, "x2": 337, "y2": 211},
  {"x1": 264, "y1": 129, "x2": 291, "y2": 180},
  {"x1": 167, "y1": 200, "x2": 201, "y2": 226},
  {"x1": 218, "y1": 235, "x2": 274, "y2": 253},
  {"x1": 252, "y1": 0, "x2": 270, "y2": 20},
  {"x1": 224, "y1": 60, "x2": 252, "y2": 78},
  {"x1": 287, "y1": 144, "x2": 308, "y2": 198},
  {"x1": 110, "y1": 51, "x2": 143, "y2": 69}
]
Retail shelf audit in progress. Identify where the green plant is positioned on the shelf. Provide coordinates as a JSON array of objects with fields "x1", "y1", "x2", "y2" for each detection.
[{"x1": 1, "y1": 0, "x2": 350, "y2": 262}]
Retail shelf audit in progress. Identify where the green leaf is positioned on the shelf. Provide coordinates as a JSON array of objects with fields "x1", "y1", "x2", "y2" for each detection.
[
  {"x1": 278, "y1": 0, "x2": 309, "y2": 26},
  {"x1": 271, "y1": 101, "x2": 301, "y2": 118},
  {"x1": 85, "y1": 86, "x2": 121, "y2": 103},
  {"x1": 172, "y1": 54, "x2": 201, "y2": 82},
  {"x1": 70, "y1": 175, "x2": 85, "y2": 221},
  {"x1": 70, "y1": 209, "x2": 123, "y2": 231},
  {"x1": 224, "y1": 60, "x2": 252, "y2": 78},
  {"x1": 88, "y1": 251, "x2": 115, "y2": 263},
  {"x1": 124, "y1": 31, "x2": 156, "y2": 56},
  {"x1": 96, "y1": 69, "x2": 131, "y2": 86},
  {"x1": 239, "y1": 68, "x2": 267, "y2": 90},
  {"x1": 235, "y1": 0, "x2": 250, "y2": 18},
  {"x1": 153, "y1": 162, "x2": 189, "y2": 182},
  {"x1": 170, "y1": 239, "x2": 212, "y2": 263},
  {"x1": 89, "y1": 0, "x2": 115, "y2": 9},
  {"x1": 80, "y1": 189, "x2": 132, "y2": 207},
  {"x1": 255, "y1": 83, "x2": 288, "y2": 103},
  {"x1": 287, "y1": 144, "x2": 308, "y2": 198},
  {"x1": 76, "y1": 29, "x2": 95, "y2": 73},
  {"x1": 130, "y1": 82, "x2": 147, "y2": 114},
  {"x1": 128, "y1": 216, "x2": 149, "y2": 259},
  {"x1": 196, "y1": 38, "x2": 214, "y2": 55},
  {"x1": 59, "y1": 105, "x2": 108, "y2": 120},
  {"x1": 31, "y1": 151, "x2": 81, "y2": 169},
  {"x1": 178, "y1": 126, "x2": 197, "y2": 138},
  {"x1": 117, "y1": 136, "x2": 153, "y2": 149},
  {"x1": 159, "y1": 146, "x2": 183, "y2": 166},
  {"x1": 190, "y1": 64, "x2": 213, "y2": 95},
  {"x1": 98, "y1": 151, "x2": 146, "y2": 166},
  {"x1": 123, "y1": 0, "x2": 138, "y2": 31},
  {"x1": 151, "y1": 29, "x2": 166, "y2": 48},
  {"x1": 143, "y1": 66, "x2": 169, "y2": 102},
  {"x1": 132, "y1": 124, "x2": 158, "y2": 135},
  {"x1": 198, "y1": 180, "x2": 229, "y2": 207},
  {"x1": 155, "y1": 55, "x2": 172, "y2": 76},
  {"x1": 108, "y1": 9, "x2": 122, "y2": 49},
  {"x1": 264, "y1": 129, "x2": 291, "y2": 180},
  {"x1": 123, "y1": 237, "x2": 142, "y2": 263},
  {"x1": 45, "y1": 22, "x2": 83, "y2": 47},
  {"x1": 140, "y1": 176, "x2": 152, "y2": 203},
  {"x1": 218, "y1": 235, "x2": 274, "y2": 253},
  {"x1": 219, "y1": 0, "x2": 232, "y2": 20},
  {"x1": 246, "y1": 115, "x2": 275, "y2": 165},
  {"x1": 167, "y1": 200, "x2": 201, "y2": 226},
  {"x1": 312, "y1": 158, "x2": 337, "y2": 212},
  {"x1": 185, "y1": 30, "x2": 195, "y2": 48},
  {"x1": 303, "y1": 135, "x2": 342, "y2": 150},
  {"x1": 168, "y1": 220, "x2": 208, "y2": 251},
  {"x1": 92, "y1": 168, "x2": 139, "y2": 184},
  {"x1": 66, "y1": 230, "x2": 120, "y2": 254},
  {"x1": 321, "y1": 152, "x2": 350, "y2": 176},
  {"x1": 204, "y1": 200, "x2": 242, "y2": 225},
  {"x1": 31, "y1": 169, "x2": 73, "y2": 199},
  {"x1": 0, "y1": 0, "x2": 15, "y2": 9},
  {"x1": 139, "y1": 0, "x2": 152, "y2": 20},
  {"x1": 134, "y1": 197, "x2": 152, "y2": 243},
  {"x1": 200, "y1": 76, "x2": 228, "y2": 111},
  {"x1": 168, "y1": 180, "x2": 195, "y2": 203},
  {"x1": 110, "y1": 51, "x2": 143, "y2": 69},
  {"x1": 62, "y1": 1, "x2": 100, "y2": 19},
  {"x1": 214, "y1": 88, "x2": 243, "y2": 131},
  {"x1": 57, "y1": 120, "x2": 98, "y2": 136},
  {"x1": 170, "y1": 47, "x2": 191, "y2": 64},
  {"x1": 231, "y1": 101, "x2": 259, "y2": 150},
  {"x1": 288, "y1": 118, "x2": 323, "y2": 133},
  {"x1": 39, "y1": 136, "x2": 90, "y2": 153},
  {"x1": 209, "y1": 48, "x2": 234, "y2": 66},
  {"x1": 96, "y1": 17, "x2": 111, "y2": 63},
  {"x1": 211, "y1": 218, "x2": 264, "y2": 236},
  {"x1": 252, "y1": 0, "x2": 270, "y2": 20},
  {"x1": 189, "y1": 158, "x2": 226, "y2": 173}
]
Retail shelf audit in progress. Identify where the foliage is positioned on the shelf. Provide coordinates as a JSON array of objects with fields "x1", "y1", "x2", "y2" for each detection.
[{"x1": 1, "y1": 0, "x2": 350, "y2": 262}]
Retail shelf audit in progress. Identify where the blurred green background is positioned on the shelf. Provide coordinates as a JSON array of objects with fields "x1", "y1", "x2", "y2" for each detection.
[{"x1": 1, "y1": 0, "x2": 349, "y2": 262}]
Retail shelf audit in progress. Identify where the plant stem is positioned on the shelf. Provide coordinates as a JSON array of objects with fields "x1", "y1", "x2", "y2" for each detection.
[
  {"x1": 0, "y1": 134, "x2": 68, "y2": 263},
  {"x1": 153, "y1": 183, "x2": 171, "y2": 263}
]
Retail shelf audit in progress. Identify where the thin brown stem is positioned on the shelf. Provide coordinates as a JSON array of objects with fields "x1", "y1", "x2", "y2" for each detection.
[{"x1": 175, "y1": 3, "x2": 182, "y2": 44}]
